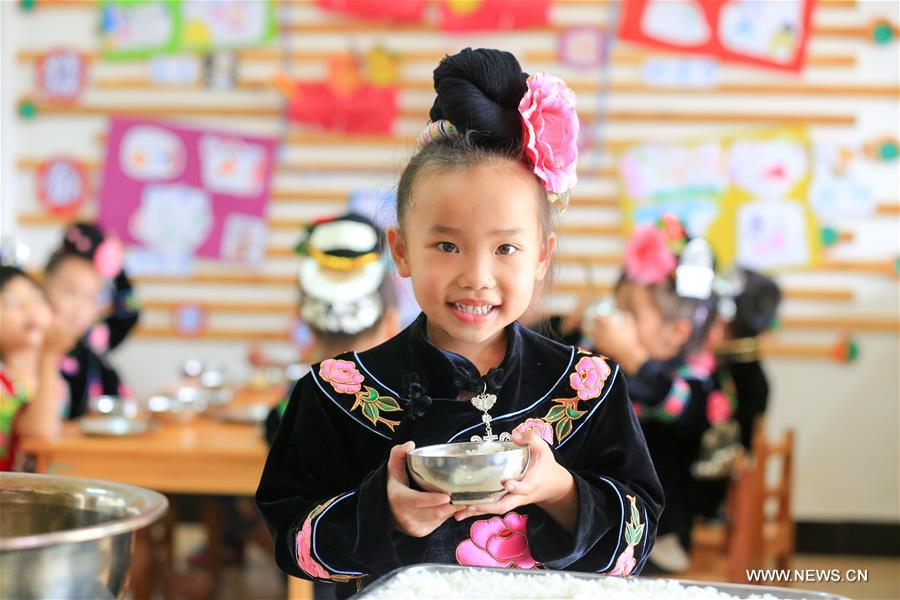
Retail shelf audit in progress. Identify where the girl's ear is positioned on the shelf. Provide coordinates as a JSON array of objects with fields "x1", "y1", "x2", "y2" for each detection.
[
  {"x1": 387, "y1": 228, "x2": 411, "y2": 278},
  {"x1": 535, "y1": 232, "x2": 557, "y2": 282}
]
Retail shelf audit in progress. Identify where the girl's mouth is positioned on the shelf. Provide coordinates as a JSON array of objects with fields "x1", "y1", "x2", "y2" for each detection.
[{"x1": 448, "y1": 302, "x2": 499, "y2": 323}]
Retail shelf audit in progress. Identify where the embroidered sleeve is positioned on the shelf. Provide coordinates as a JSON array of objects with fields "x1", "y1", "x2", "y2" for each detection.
[{"x1": 256, "y1": 371, "x2": 406, "y2": 583}]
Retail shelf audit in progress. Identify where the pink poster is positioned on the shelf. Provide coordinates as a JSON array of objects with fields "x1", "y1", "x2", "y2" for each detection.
[{"x1": 97, "y1": 117, "x2": 277, "y2": 267}]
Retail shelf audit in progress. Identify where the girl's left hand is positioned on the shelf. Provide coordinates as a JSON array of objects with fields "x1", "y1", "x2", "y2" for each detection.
[{"x1": 454, "y1": 429, "x2": 574, "y2": 520}]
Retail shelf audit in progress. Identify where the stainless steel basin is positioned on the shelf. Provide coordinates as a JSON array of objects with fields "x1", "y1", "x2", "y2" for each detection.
[{"x1": 0, "y1": 472, "x2": 168, "y2": 599}]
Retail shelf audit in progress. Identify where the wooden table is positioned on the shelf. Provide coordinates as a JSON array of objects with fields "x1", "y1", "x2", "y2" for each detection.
[{"x1": 19, "y1": 385, "x2": 314, "y2": 599}]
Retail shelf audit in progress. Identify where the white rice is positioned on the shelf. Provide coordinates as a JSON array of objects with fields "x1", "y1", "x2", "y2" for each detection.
[
  {"x1": 465, "y1": 441, "x2": 506, "y2": 455},
  {"x1": 364, "y1": 568, "x2": 787, "y2": 599}
]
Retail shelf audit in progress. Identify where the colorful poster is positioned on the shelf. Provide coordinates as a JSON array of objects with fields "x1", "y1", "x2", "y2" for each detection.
[
  {"x1": 617, "y1": 0, "x2": 815, "y2": 73},
  {"x1": 619, "y1": 128, "x2": 821, "y2": 270},
  {"x1": 100, "y1": 0, "x2": 275, "y2": 59},
  {"x1": 97, "y1": 117, "x2": 277, "y2": 267},
  {"x1": 35, "y1": 49, "x2": 88, "y2": 103},
  {"x1": 438, "y1": 0, "x2": 550, "y2": 32},
  {"x1": 315, "y1": 0, "x2": 427, "y2": 23}
]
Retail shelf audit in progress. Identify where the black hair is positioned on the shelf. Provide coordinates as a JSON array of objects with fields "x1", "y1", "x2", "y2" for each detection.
[
  {"x1": 45, "y1": 222, "x2": 106, "y2": 275},
  {"x1": 731, "y1": 269, "x2": 781, "y2": 338},
  {"x1": 0, "y1": 265, "x2": 34, "y2": 293},
  {"x1": 397, "y1": 48, "x2": 554, "y2": 236}
]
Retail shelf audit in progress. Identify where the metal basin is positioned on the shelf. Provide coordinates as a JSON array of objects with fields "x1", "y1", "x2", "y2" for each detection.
[{"x1": 0, "y1": 472, "x2": 168, "y2": 599}]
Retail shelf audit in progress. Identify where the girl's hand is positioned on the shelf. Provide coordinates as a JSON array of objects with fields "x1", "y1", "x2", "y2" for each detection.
[
  {"x1": 587, "y1": 313, "x2": 647, "y2": 375},
  {"x1": 42, "y1": 318, "x2": 77, "y2": 357},
  {"x1": 387, "y1": 441, "x2": 468, "y2": 538},
  {"x1": 455, "y1": 430, "x2": 576, "y2": 530}
]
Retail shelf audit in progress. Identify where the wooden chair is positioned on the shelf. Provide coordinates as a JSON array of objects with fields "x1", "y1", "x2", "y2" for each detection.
[{"x1": 684, "y1": 421, "x2": 795, "y2": 584}]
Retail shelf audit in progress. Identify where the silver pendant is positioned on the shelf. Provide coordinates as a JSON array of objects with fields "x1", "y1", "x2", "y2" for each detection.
[{"x1": 469, "y1": 387, "x2": 511, "y2": 444}]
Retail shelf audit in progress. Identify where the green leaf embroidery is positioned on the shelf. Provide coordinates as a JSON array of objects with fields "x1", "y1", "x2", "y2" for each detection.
[
  {"x1": 544, "y1": 405, "x2": 568, "y2": 423},
  {"x1": 632, "y1": 524, "x2": 644, "y2": 545},
  {"x1": 362, "y1": 387, "x2": 380, "y2": 403},
  {"x1": 374, "y1": 397, "x2": 402, "y2": 412},
  {"x1": 631, "y1": 502, "x2": 641, "y2": 525},
  {"x1": 566, "y1": 406, "x2": 586, "y2": 420},
  {"x1": 362, "y1": 402, "x2": 379, "y2": 425},
  {"x1": 555, "y1": 417, "x2": 573, "y2": 442}
]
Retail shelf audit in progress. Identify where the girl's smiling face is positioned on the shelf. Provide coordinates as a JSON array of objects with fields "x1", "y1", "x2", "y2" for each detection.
[{"x1": 389, "y1": 160, "x2": 555, "y2": 360}]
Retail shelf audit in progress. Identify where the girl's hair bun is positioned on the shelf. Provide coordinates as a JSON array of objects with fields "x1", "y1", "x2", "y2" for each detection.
[{"x1": 429, "y1": 48, "x2": 528, "y2": 151}]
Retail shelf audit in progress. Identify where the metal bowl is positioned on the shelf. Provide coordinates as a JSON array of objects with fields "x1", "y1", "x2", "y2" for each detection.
[
  {"x1": 407, "y1": 441, "x2": 529, "y2": 505},
  {"x1": 0, "y1": 472, "x2": 168, "y2": 599}
]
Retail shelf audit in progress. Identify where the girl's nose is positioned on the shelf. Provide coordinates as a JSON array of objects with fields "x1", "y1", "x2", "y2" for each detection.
[{"x1": 457, "y1": 252, "x2": 496, "y2": 291}]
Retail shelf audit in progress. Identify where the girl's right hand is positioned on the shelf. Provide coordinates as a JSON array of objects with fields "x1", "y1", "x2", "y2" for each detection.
[
  {"x1": 42, "y1": 318, "x2": 77, "y2": 357},
  {"x1": 386, "y1": 441, "x2": 467, "y2": 538}
]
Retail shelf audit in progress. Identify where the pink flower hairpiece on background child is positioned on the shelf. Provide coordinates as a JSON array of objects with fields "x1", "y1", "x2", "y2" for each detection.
[
  {"x1": 93, "y1": 236, "x2": 123, "y2": 279},
  {"x1": 624, "y1": 226, "x2": 677, "y2": 285},
  {"x1": 518, "y1": 73, "x2": 579, "y2": 211}
]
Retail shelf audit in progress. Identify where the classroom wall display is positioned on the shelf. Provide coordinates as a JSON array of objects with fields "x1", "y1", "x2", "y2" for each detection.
[
  {"x1": 36, "y1": 157, "x2": 90, "y2": 218},
  {"x1": 100, "y1": 0, "x2": 276, "y2": 59},
  {"x1": 437, "y1": 0, "x2": 551, "y2": 32},
  {"x1": 35, "y1": 49, "x2": 88, "y2": 103},
  {"x1": 172, "y1": 302, "x2": 207, "y2": 338},
  {"x1": 618, "y1": 0, "x2": 815, "y2": 73},
  {"x1": 276, "y1": 53, "x2": 399, "y2": 134},
  {"x1": 619, "y1": 128, "x2": 822, "y2": 271},
  {"x1": 315, "y1": 0, "x2": 428, "y2": 23},
  {"x1": 558, "y1": 27, "x2": 607, "y2": 70},
  {"x1": 97, "y1": 117, "x2": 277, "y2": 268}
]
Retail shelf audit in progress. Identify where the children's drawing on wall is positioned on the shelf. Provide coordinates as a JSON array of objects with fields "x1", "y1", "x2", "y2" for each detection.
[
  {"x1": 98, "y1": 117, "x2": 277, "y2": 272},
  {"x1": 35, "y1": 49, "x2": 87, "y2": 103},
  {"x1": 809, "y1": 144, "x2": 877, "y2": 221},
  {"x1": 619, "y1": 128, "x2": 821, "y2": 271},
  {"x1": 618, "y1": 0, "x2": 815, "y2": 73}
]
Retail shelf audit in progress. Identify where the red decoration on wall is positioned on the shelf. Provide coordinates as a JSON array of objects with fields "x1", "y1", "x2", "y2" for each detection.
[
  {"x1": 617, "y1": 0, "x2": 815, "y2": 73},
  {"x1": 315, "y1": 0, "x2": 427, "y2": 23},
  {"x1": 35, "y1": 48, "x2": 88, "y2": 103},
  {"x1": 438, "y1": 0, "x2": 551, "y2": 33},
  {"x1": 36, "y1": 157, "x2": 90, "y2": 218}
]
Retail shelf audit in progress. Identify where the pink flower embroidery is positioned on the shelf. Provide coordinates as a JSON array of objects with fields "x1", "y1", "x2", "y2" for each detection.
[
  {"x1": 93, "y1": 237, "x2": 123, "y2": 279},
  {"x1": 608, "y1": 545, "x2": 636, "y2": 577},
  {"x1": 318, "y1": 359, "x2": 364, "y2": 395},
  {"x1": 295, "y1": 515, "x2": 329, "y2": 579},
  {"x1": 59, "y1": 356, "x2": 79, "y2": 376},
  {"x1": 88, "y1": 324, "x2": 109, "y2": 354},
  {"x1": 569, "y1": 355, "x2": 611, "y2": 401},
  {"x1": 624, "y1": 226, "x2": 677, "y2": 285},
  {"x1": 663, "y1": 379, "x2": 690, "y2": 417},
  {"x1": 518, "y1": 73, "x2": 579, "y2": 196},
  {"x1": 456, "y1": 512, "x2": 537, "y2": 569},
  {"x1": 706, "y1": 390, "x2": 732, "y2": 425},
  {"x1": 686, "y1": 351, "x2": 716, "y2": 378},
  {"x1": 608, "y1": 495, "x2": 644, "y2": 577},
  {"x1": 513, "y1": 418, "x2": 553, "y2": 445}
]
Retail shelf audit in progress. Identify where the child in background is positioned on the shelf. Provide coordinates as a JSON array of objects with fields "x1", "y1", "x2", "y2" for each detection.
[
  {"x1": 43, "y1": 223, "x2": 140, "y2": 418},
  {"x1": 257, "y1": 48, "x2": 662, "y2": 597},
  {"x1": 715, "y1": 268, "x2": 782, "y2": 449},
  {"x1": 263, "y1": 213, "x2": 400, "y2": 445},
  {"x1": 0, "y1": 266, "x2": 75, "y2": 471},
  {"x1": 588, "y1": 217, "x2": 722, "y2": 574}
]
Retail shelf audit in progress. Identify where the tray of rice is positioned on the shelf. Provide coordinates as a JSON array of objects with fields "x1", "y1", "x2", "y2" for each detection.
[{"x1": 358, "y1": 564, "x2": 848, "y2": 599}]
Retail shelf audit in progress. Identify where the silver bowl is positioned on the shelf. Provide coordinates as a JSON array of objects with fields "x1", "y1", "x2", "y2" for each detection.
[
  {"x1": 407, "y1": 441, "x2": 529, "y2": 505},
  {"x1": 0, "y1": 472, "x2": 168, "y2": 599}
]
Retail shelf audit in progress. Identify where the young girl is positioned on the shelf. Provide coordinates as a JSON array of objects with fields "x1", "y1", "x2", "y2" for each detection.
[
  {"x1": 0, "y1": 266, "x2": 74, "y2": 471},
  {"x1": 257, "y1": 48, "x2": 663, "y2": 596},
  {"x1": 43, "y1": 223, "x2": 139, "y2": 418},
  {"x1": 587, "y1": 217, "x2": 724, "y2": 574}
]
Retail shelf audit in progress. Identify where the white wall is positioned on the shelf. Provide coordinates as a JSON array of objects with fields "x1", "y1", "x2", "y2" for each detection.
[{"x1": 2, "y1": 0, "x2": 897, "y2": 523}]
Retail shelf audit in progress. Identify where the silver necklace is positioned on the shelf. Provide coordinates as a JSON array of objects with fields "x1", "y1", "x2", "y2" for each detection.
[{"x1": 469, "y1": 383, "x2": 511, "y2": 444}]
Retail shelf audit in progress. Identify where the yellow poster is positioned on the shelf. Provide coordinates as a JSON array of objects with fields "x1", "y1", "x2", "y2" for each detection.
[{"x1": 618, "y1": 128, "x2": 821, "y2": 270}]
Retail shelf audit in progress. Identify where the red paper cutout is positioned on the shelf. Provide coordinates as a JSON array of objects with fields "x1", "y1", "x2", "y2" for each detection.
[
  {"x1": 36, "y1": 157, "x2": 90, "y2": 218},
  {"x1": 36, "y1": 49, "x2": 88, "y2": 103},
  {"x1": 315, "y1": 0, "x2": 427, "y2": 23},
  {"x1": 618, "y1": 0, "x2": 815, "y2": 73},
  {"x1": 438, "y1": 0, "x2": 550, "y2": 33}
]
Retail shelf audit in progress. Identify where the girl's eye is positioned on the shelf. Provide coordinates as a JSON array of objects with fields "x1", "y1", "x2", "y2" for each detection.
[
  {"x1": 496, "y1": 244, "x2": 519, "y2": 256},
  {"x1": 436, "y1": 242, "x2": 458, "y2": 253}
]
